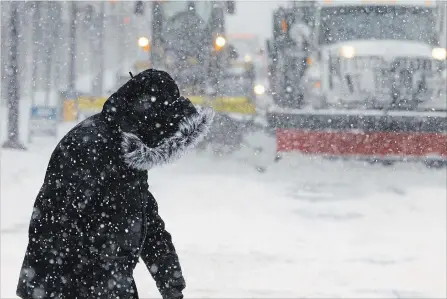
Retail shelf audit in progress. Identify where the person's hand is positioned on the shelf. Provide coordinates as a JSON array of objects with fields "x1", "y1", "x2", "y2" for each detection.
[
  {"x1": 161, "y1": 287, "x2": 184, "y2": 299},
  {"x1": 160, "y1": 275, "x2": 185, "y2": 299}
]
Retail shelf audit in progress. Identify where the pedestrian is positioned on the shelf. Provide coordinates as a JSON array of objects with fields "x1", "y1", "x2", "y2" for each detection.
[{"x1": 16, "y1": 69, "x2": 215, "y2": 299}]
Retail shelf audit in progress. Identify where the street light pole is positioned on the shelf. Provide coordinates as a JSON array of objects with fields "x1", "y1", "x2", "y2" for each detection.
[
  {"x1": 52, "y1": 2, "x2": 62, "y2": 92},
  {"x1": 91, "y1": 1, "x2": 105, "y2": 96},
  {"x1": 44, "y1": 2, "x2": 55, "y2": 106},
  {"x1": 68, "y1": 2, "x2": 77, "y2": 92},
  {"x1": 98, "y1": 1, "x2": 105, "y2": 96},
  {"x1": 117, "y1": 1, "x2": 124, "y2": 66},
  {"x1": 31, "y1": 1, "x2": 40, "y2": 105},
  {"x1": 3, "y1": 2, "x2": 26, "y2": 150}
]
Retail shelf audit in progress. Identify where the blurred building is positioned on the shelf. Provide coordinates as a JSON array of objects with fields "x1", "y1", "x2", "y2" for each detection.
[{"x1": 1, "y1": 1, "x2": 151, "y2": 106}]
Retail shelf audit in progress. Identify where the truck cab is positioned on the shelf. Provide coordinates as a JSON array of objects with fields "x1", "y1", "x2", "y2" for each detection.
[
  {"x1": 302, "y1": 0, "x2": 447, "y2": 111},
  {"x1": 266, "y1": 1, "x2": 316, "y2": 108}
]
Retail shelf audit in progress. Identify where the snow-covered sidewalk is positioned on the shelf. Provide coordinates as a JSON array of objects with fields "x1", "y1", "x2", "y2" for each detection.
[{"x1": 1, "y1": 123, "x2": 446, "y2": 298}]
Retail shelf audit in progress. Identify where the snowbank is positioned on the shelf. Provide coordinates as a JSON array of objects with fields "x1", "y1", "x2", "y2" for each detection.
[{"x1": 1, "y1": 133, "x2": 445, "y2": 298}]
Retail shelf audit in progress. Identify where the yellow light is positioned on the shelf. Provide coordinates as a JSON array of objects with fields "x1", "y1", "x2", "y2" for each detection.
[
  {"x1": 215, "y1": 36, "x2": 226, "y2": 50},
  {"x1": 306, "y1": 57, "x2": 312, "y2": 65},
  {"x1": 339, "y1": 46, "x2": 355, "y2": 59},
  {"x1": 138, "y1": 36, "x2": 150, "y2": 48},
  {"x1": 244, "y1": 55, "x2": 252, "y2": 62},
  {"x1": 432, "y1": 48, "x2": 446, "y2": 60},
  {"x1": 281, "y1": 19, "x2": 288, "y2": 33},
  {"x1": 254, "y1": 84, "x2": 265, "y2": 95}
]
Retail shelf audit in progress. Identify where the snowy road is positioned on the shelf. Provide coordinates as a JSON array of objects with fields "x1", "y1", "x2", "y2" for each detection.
[{"x1": 1, "y1": 123, "x2": 446, "y2": 298}]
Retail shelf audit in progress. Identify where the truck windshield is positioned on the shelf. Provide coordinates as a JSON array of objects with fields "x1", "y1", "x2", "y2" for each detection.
[
  {"x1": 319, "y1": 5, "x2": 438, "y2": 45},
  {"x1": 160, "y1": 2, "x2": 212, "y2": 56},
  {"x1": 160, "y1": 2, "x2": 212, "y2": 25}
]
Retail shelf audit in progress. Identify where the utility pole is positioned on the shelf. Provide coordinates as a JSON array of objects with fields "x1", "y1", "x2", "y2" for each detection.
[
  {"x1": 92, "y1": 2, "x2": 105, "y2": 96},
  {"x1": 152, "y1": 2, "x2": 163, "y2": 69},
  {"x1": 68, "y1": 2, "x2": 77, "y2": 92},
  {"x1": 98, "y1": 1, "x2": 105, "y2": 96},
  {"x1": 31, "y1": 1, "x2": 41, "y2": 105},
  {"x1": 117, "y1": 1, "x2": 124, "y2": 66},
  {"x1": 3, "y1": 2, "x2": 26, "y2": 150},
  {"x1": 43, "y1": 2, "x2": 54, "y2": 105},
  {"x1": 52, "y1": 2, "x2": 62, "y2": 92}
]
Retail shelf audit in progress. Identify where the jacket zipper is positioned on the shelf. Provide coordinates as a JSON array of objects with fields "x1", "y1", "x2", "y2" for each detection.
[{"x1": 137, "y1": 180, "x2": 148, "y2": 259}]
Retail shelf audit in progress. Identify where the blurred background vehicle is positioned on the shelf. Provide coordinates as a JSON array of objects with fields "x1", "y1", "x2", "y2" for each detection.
[
  {"x1": 266, "y1": 0, "x2": 447, "y2": 167},
  {"x1": 2, "y1": 0, "x2": 444, "y2": 167},
  {"x1": 151, "y1": 1, "x2": 232, "y2": 96},
  {"x1": 266, "y1": 1, "x2": 316, "y2": 109}
]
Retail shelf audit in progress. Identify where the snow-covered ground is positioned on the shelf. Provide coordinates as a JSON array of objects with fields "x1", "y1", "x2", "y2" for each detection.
[{"x1": 1, "y1": 120, "x2": 446, "y2": 298}]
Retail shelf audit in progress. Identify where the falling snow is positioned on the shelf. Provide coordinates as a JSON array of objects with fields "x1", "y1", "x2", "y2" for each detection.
[{"x1": 1, "y1": 1, "x2": 446, "y2": 299}]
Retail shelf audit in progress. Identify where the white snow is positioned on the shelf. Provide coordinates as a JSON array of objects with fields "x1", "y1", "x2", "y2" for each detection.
[
  {"x1": 268, "y1": 104, "x2": 447, "y2": 117},
  {"x1": 1, "y1": 121, "x2": 446, "y2": 298}
]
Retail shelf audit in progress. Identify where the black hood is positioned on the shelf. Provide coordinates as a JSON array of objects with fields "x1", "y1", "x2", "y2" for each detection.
[{"x1": 101, "y1": 69, "x2": 214, "y2": 170}]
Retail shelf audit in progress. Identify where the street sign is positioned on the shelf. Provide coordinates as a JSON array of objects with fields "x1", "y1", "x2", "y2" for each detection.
[{"x1": 28, "y1": 105, "x2": 59, "y2": 142}]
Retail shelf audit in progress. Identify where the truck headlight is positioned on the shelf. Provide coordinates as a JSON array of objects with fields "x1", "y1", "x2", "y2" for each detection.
[
  {"x1": 138, "y1": 36, "x2": 149, "y2": 48},
  {"x1": 214, "y1": 36, "x2": 226, "y2": 51},
  {"x1": 340, "y1": 46, "x2": 355, "y2": 59},
  {"x1": 432, "y1": 48, "x2": 446, "y2": 60},
  {"x1": 254, "y1": 84, "x2": 265, "y2": 95}
]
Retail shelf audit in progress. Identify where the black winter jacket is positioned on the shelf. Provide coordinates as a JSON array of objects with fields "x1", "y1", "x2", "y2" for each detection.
[{"x1": 16, "y1": 69, "x2": 214, "y2": 299}]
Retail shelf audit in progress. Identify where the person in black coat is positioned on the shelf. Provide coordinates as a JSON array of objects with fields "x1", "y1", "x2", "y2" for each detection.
[{"x1": 16, "y1": 69, "x2": 215, "y2": 299}]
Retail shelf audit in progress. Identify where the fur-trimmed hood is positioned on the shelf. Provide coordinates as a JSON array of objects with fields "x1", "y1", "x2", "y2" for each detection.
[
  {"x1": 121, "y1": 106, "x2": 214, "y2": 171},
  {"x1": 101, "y1": 69, "x2": 215, "y2": 171}
]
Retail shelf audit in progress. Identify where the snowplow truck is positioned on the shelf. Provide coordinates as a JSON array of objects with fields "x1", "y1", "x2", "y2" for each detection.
[
  {"x1": 151, "y1": 1, "x2": 235, "y2": 98},
  {"x1": 267, "y1": 0, "x2": 447, "y2": 167},
  {"x1": 266, "y1": 1, "x2": 317, "y2": 108},
  {"x1": 150, "y1": 1, "x2": 263, "y2": 155}
]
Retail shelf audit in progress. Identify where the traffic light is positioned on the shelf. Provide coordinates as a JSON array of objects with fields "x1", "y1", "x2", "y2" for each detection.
[
  {"x1": 135, "y1": 1, "x2": 144, "y2": 15},
  {"x1": 226, "y1": 1, "x2": 236, "y2": 14}
]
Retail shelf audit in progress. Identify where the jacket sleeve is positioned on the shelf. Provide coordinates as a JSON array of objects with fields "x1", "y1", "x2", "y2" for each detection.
[{"x1": 140, "y1": 182, "x2": 185, "y2": 298}]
